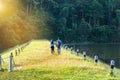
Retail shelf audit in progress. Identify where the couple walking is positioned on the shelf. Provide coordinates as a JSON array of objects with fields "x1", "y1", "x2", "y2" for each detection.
[{"x1": 50, "y1": 38, "x2": 62, "y2": 55}]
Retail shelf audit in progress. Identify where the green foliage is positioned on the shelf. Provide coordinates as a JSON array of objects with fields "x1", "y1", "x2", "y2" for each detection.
[
  {"x1": 90, "y1": 25, "x2": 118, "y2": 42},
  {"x1": 77, "y1": 18, "x2": 91, "y2": 41},
  {"x1": 38, "y1": 0, "x2": 120, "y2": 43},
  {"x1": 1, "y1": 0, "x2": 120, "y2": 50},
  {"x1": 0, "y1": 0, "x2": 52, "y2": 50}
]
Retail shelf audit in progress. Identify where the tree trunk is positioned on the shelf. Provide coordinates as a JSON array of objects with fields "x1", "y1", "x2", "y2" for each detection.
[
  {"x1": 40, "y1": 0, "x2": 43, "y2": 10},
  {"x1": 97, "y1": 19, "x2": 100, "y2": 26},
  {"x1": 89, "y1": 16, "x2": 91, "y2": 25},
  {"x1": 29, "y1": 3, "x2": 32, "y2": 13},
  {"x1": 93, "y1": 16, "x2": 96, "y2": 27},
  {"x1": 27, "y1": 3, "x2": 29, "y2": 16}
]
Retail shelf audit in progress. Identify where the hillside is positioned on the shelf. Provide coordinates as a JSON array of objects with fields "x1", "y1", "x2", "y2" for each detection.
[
  {"x1": 0, "y1": 40, "x2": 120, "y2": 80},
  {"x1": 1, "y1": 0, "x2": 120, "y2": 50},
  {"x1": 0, "y1": 0, "x2": 52, "y2": 50}
]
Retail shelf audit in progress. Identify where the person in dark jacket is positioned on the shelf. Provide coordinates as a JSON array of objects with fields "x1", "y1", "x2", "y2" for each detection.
[{"x1": 50, "y1": 40, "x2": 54, "y2": 54}]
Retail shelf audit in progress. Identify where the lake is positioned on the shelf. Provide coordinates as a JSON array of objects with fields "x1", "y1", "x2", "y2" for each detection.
[{"x1": 67, "y1": 43, "x2": 120, "y2": 68}]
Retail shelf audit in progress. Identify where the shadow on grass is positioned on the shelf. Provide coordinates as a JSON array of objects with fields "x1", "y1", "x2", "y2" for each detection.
[
  {"x1": 110, "y1": 72, "x2": 116, "y2": 77},
  {"x1": 0, "y1": 68, "x2": 8, "y2": 72}
]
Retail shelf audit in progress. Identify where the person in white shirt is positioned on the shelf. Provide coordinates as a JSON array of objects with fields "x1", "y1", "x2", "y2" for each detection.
[
  {"x1": 83, "y1": 51, "x2": 87, "y2": 60},
  {"x1": 94, "y1": 55, "x2": 98, "y2": 65},
  {"x1": 76, "y1": 49, "x2": 79, "y2": 56},
  {"x1": 110, "y1": 60, "x2": 115, "y2": 73}
]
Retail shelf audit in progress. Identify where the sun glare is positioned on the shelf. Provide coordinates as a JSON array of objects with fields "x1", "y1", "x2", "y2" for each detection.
[
  {"x1": 0, "y1": 1, "x2": 17, "y2": 17},
  {"x1": 0, "y1": 2, "x2": 3, "y2": 11}
]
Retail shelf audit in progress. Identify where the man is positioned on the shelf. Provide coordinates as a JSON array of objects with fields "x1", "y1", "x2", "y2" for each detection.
[{"x1": 57, "y1": 38, "x2": 62, "y2": 54}]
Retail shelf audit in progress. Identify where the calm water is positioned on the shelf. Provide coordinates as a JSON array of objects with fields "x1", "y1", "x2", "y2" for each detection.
[{"x1": 69, "y1": 44, "x2": 120, "y2": 68}]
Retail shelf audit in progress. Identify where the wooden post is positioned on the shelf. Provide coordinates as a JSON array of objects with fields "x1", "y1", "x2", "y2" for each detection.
[
  {"x1": 19, "y1": 48, "x2": 20, "y2": 53},
  {"x1": 18, "y1": 48, "x2": 20, "y2": 54},
  {"x1": 9, "y1": 53, "x2": 13, "y2": 72},
  {"x1": 40, "y1": 0, "x2": 43, "y2": 10},
  {"x1": 0, "y1": 55, "x2": 2, "y2": 69},
  {"x1": 71, "y1": 48, "x2": 73, "y2": 54},
  {"x1": 15, "y1": 50, "x2": 17, "y2": 56},
  {"x1": 21, "y1": 47, "x2": 22, "y2": 51}
]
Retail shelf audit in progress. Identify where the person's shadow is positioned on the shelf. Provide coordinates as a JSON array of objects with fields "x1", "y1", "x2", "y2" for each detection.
[
  {"x1": 0, "y1": 68, "x2": 7, "y2": 72},
  {"x1": 110, "y1": 72, "x2": 116, "y2": 77}
]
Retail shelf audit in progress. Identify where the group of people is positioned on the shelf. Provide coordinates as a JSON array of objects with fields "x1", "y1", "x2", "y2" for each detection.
[
  {"x1": 94, "y1": 55, "x2": 115, "y2": 74},
  {"x1": 79, "y1": 50, "x2": 115, "y2": 73},
  {"x1": 50, "y1": 38, "x2": 62, "y2": 55},
  {"x1": 92, "y1": 54, "x2": 115, "y2": 73},
  {"x1": 51, "y1": 39, "x2": 115, "y2": 73}
]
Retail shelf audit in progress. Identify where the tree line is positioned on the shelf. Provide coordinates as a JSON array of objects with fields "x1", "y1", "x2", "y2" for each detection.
[
  {"x1": 25, "y1": 0, "x2": 120, "y2": 43},
  {"x1": 1, "y1": 0, "x2": 120, "y2": 50}
]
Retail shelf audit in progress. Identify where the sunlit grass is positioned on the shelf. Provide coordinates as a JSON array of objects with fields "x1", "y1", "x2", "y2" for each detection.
[{"x1": 1, "y1": 40, "x2": 120, "y2": 80}]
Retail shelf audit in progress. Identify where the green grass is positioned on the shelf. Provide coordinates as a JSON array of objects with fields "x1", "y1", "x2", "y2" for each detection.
[{"x1": 0, "y1": 40, "x2": 120, "y2": 80}]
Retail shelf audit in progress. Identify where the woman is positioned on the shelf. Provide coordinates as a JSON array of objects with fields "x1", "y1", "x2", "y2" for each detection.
[{"x1": 50, "y1": 40, "x2": 54, "y2": 54}]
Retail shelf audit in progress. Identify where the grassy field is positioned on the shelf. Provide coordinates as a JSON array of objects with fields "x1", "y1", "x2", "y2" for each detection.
[{"x1": 0, "y1": 40, "x2": 120, "y2": 80}]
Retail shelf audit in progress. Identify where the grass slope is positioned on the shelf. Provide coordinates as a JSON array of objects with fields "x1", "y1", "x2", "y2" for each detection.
[{"x1": 0, "y1": 40, "x2": 120, "y2": 80}]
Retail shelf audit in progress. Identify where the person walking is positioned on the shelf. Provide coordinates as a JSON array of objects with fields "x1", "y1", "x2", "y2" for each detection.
[
  {"x1": 94, "y1": 55, "x2": 98, "y2": 65},
  {"x1": 57, "y1": 38, "x2": 62, "y2": 54},
  {"x1": 50, "y1": 40, "x2": 54, "y2": 54},
  {"x1": 83, "y1": 51, "x2": 86, "y2": 60},
  {"x1": 110, "y1": 60, "x2": 115, "y2": 73}
]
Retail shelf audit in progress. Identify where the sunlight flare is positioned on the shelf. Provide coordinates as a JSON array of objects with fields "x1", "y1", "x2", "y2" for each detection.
[
  {"x1": 0, "y1": 1, "x2": 4, "y2": 11},
  {"x1": 0, "y1": 3, "x2": 3, "y2": 10},
  {"x1": 0, "y1": 1, "x2": 17, "y2": 17}
]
